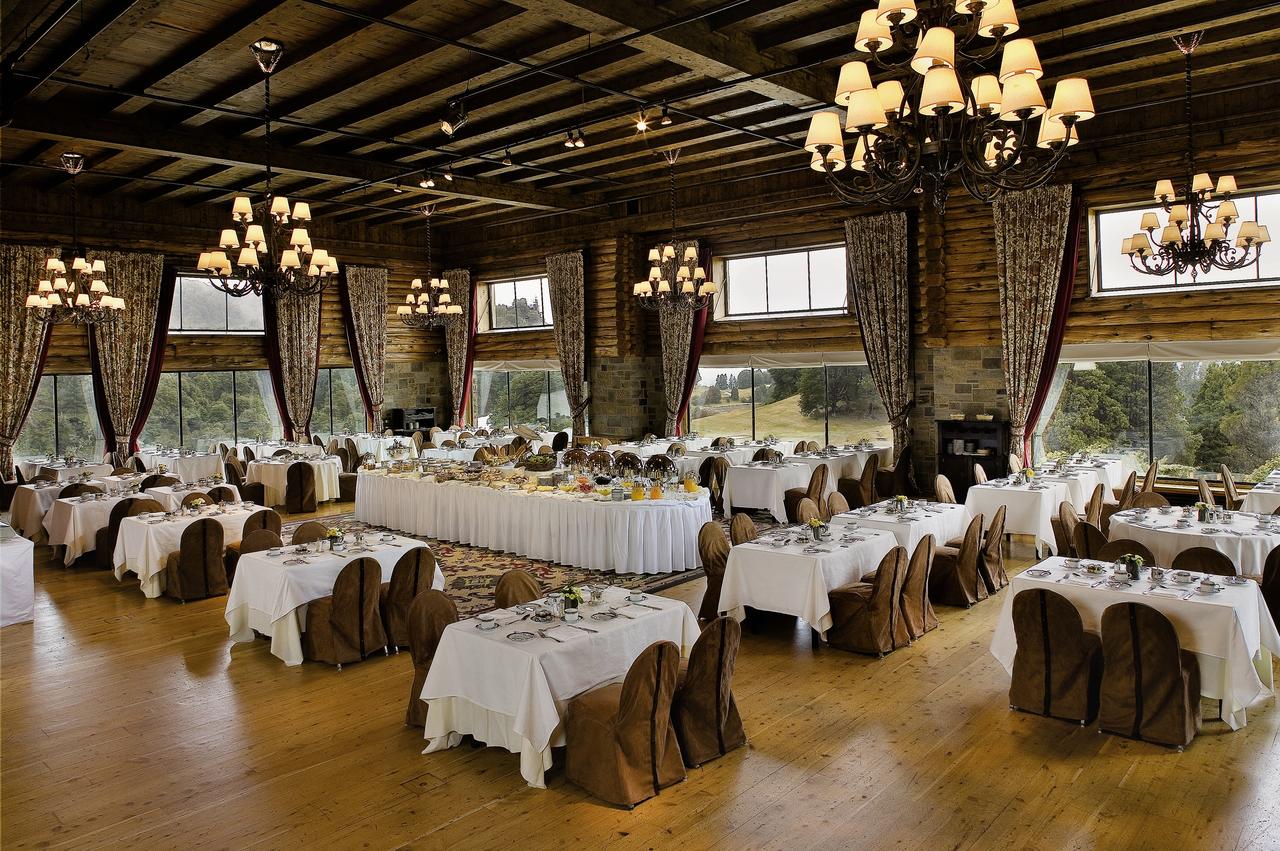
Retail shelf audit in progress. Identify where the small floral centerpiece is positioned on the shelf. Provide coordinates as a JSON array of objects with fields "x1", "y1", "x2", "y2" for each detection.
[
  {"x1": 895, "y1": 494, "x2": 908, "y2": 513},
  {"x1": 188, "y1": 497, "x2": 206, "y2": 509},
  {"x1": 1116, "y1": 552, "x2": 1144, "y2": 580},
  {"x1": 157, "y1": 464, "x2": 168, "y2": 474},
  {"x1": 1024, "y1": 467, "x2": 1035, "y2": 479},
  {"x1": 561, "y1": 585, "x2": 585, "y2": 609},
  {"x1": 807, "y1": 517, "x2": 829, "y2": 541},
  {"x1": 1194, "y1": 501, "x2": 1210, "y2": 522},
  {"x1": 325, "y1": 527, "x2": 344, "y2": 550}
]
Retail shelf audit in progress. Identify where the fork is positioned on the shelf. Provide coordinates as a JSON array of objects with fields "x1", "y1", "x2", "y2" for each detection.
[
  {"x1": 565, "y1": 623, "x2": 598, "y2": 634},
  {"x1": 536, "y1": 628, "x2": 565, "y2": 643}
]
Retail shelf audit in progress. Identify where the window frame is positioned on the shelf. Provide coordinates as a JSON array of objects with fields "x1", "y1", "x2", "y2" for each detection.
[
  {"x1": 168, "y1": 272, "x2": 265, "y2": 335},
  {"x1": 18, "y1": 374, "x2": 102, "y2": 457},
  {"x1": 485, "y1": 275, "x2": 554, "y2": 332},
  {"x1": 139, "y1": 370, "x2": 281, "y2": 449},
  {"x1": 311, "y1": 367, "x2": 367, "y2": 436},
  {"x1": 721, "y1": 244, "x2": 849, "y2": 320},
  {"x1": 469, "y1": 368, "x2": 573, "y2": 431}
]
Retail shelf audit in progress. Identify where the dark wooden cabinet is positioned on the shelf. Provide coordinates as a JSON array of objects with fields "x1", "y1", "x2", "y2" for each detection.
[{"x1": 936, "y1": 419, "x2": 1010, "y2": 501}]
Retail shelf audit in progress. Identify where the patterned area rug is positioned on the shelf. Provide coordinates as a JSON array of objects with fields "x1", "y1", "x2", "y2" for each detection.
[{"x1": 282, "y1": 511, "x2": 777, "y2": 617}]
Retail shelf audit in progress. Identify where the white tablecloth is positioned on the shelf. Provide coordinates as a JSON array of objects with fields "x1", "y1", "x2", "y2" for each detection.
[
  {"x1": 723, "y1": 463, "x2": 813, "y2": 523},
  {"x1": 1068, "y1": 455, "x2": 1127, "y2": 490},
  {"x1": 10, "y1": 483, "x2": 67, "y2": 540},
  {"x1": 1036, "y1": 468, "x2": 1114, "y2": 512},
  {"x1": 356, "y1": 473, "x2": 710, "y2": 575},
  {"x1": 421, "y1": 587, "x2": 701, "y2": 787},
  {"x1": 719, "y1": 529, "x2": 898, "y2": 637},
  {"x1": 991, "y1": 556, "x2": 1280, "y2": 730},
  {"x1": 43, "y1": 493, "x2": 145, "y2": 566},
  {"x1": 246, "y1": 458, "x2": 342, "y2": 506},
  {"x1": 831, "y1": 500, "x2": 971, "y2": 551},
  {"x1": 783, "y1": 452, "x2": 875, "y2": 496},
  {"x1": 1, "y1": 533, "x2": 35, "y2": 627},
  {"x1": 1109, "y1": 510, "x2": 1280, "y2": 578},
  {"x1": 37, "y1": 462, "x2": 112, "y2": 483},
  {"x1": 14, "y1": 458, "x2": 44, "y2": 480},
  {"x1": 1242, "y1": 471, "x2": 1280, "y2": 514},
  {"x1": 137, "y1": 452, "x2": 223, "y2": 482},
  {"x1": 225, "y1": 534, "x2": 442, "y2": 666},
  {"x1": 419, "y1": 448, "x2": 477, "y2": 463},
  {"x1": 113, "y1": 505, "x2": 258, "y2": 597},
  {"x1": 687, "y1": 447, "x2": 759, "y2": 468},
  {"x1": 964, "y1": 480, "x2": 1071, "y2": 555},
  {"x1": 144, "y1": 484, "x2": 241, "y2": 512},
  {"x1": 237, "y1": 441, "x2": 324, "y2": 460}
]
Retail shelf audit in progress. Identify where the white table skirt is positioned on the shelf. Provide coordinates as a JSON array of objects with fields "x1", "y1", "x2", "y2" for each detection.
[
  {"x1": 686, "y1": 447, "x2": 759, "y2": 468},
  {"x1": 1109, "y1": 511, "x2": 1280, "y2": 578},
  {"x1": 113, "y1": 505, "x2": 258, "y2": 597},
  {"x1": 991, "y1": 557, "x2": 1280, "y2": 730},
  {"x1": 14, "y1": 458, "x2": 44, "y2": 480},
  {"x1": 964, "y1": 481, "x2": 1070, "y2": 555},
  {"x1": 419, "y1": 448, "x2": 478, "y2": 463},
  {"x1": 719, "y1": 529, "x2": 898, "y2": 637},
  {"x1": 43, "y1": 493, "x2": 145, "y2": 565},
  {"x1": 1036, "y1": 469, "x2": 1113, "y2": 512},
  {"x1": 246, "y1": 458, "x2": 342, "y2": 506},
  {"x1": 832, "y1": 501, "x2": 971, "y2": 551},
  {"x1": 138, "y1": 453, "x2": 223, "y2": 482},
  {"x1": 421, "y1": 588, "x2": 700, "y2": 787},
  {"x1": 10, "y1": 484, "x2": 66, "y2": 540},
  {"x1": 144, "y1": 484, "x2": 241, "y2": 512},
  {"x1": 1, "y1": 534, "x2": 35, "y2": 627},
  {"x1": 356, "y1": 473, "x2": 710, "y2": 575},
  {"x1": 225, "y1": 534, "x2": 442, "y2": 665},
  {"x1": 1242, "y1": 474, "x2": 1280, "y2": 515},
  {"x1": 723, "y1": 463, "x2": 813, "y2": 523}
]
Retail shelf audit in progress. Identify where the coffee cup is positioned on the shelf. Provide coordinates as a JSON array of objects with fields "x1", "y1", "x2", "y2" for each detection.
[
  {"x1": 627, "y1": 591, "x2": 645, "y2": 603},
  {"x1": 477, "y1": 613, "x2": 498, "y2": 630},
  {"x1": 564, "y1": 610, "x2": 580, "y2": 623}
]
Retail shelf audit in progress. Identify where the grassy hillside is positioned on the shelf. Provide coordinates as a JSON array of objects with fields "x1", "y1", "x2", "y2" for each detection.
[{"x1": 691, "y1": 393, "x2": 889, "y2": 443}]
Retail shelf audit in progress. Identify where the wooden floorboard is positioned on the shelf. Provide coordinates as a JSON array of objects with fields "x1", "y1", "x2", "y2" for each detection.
[{"x1": 2, "y1": 512, "x2": 1276, "y2": 850}]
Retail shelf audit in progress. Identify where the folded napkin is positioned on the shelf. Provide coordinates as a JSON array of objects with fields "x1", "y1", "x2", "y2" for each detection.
[
  {"x1": 1059, "y1": 576, "x2": 1103, "y2": 587},
  {"x1": 1144, "y1": 587, "x2": 1191, "y2": 599},
  {"x1": 542, "y1": 625, "x2": 588, "y2": 642},
  {"x1": 613, "y1": 604, "x2": 656, "y2": 618}
]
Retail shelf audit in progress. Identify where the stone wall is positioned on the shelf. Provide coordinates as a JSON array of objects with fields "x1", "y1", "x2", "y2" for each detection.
[
  {"x1": 911, "y1": 345, "x2": 1009, "y2": 482},
  {"x1": 382, "y1": 359, "x2": 452, "y2": 428},
  {"x1": 587, "y1": 356, "x2": 666, "y2": 439}
]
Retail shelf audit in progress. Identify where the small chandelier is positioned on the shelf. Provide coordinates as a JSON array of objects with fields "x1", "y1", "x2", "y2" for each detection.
[
  {"x1": 196, "y1": 37, "x2": 338, "y2": 297},
  {"x1": 25, "y1": 152, "x2": 126, "y2": 325},
  {"x1": 1121, "y1": 33, "x2": 1269, "y2": 279},
  {"x1": 804, "y1": 0, "x2": 1094, "y2": 209},
  {"x1": 397, "y1": 205, "x2": 461, "y2": 327},
  {"x1": 633, "y1": 149, "x2": 718, "y2": 312}
]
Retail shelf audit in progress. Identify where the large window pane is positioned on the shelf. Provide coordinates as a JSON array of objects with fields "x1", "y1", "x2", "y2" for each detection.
[
  {"x1": 171, "y1": 276, "x2": 263, "y2": 333},
  {"x1": 808, "y1": 247, "x2": 847, "y2": 310},
  {"x1": 509, "y1": 371, "x2": 548, "y2": 426},
  {"x1": 311, "y1": 369, "x2": 332, "y2": 435},
  {"x1": 548, "y1": 372, "x2": 572, "y2": 431},
  {"x1": 725, "y1": 256, "x2": 766, "y2": 316},
  {"x1": 486, "y1": 277, "x2": 553, "y2": 331},
  {"x1": 55, "y1": 375, "x2": 103, "y2": 458},
  {"x1": 1042, "y1": 361, "x2": 1151, "y2": 475},
  {"x1": 689, "y1": 366, "x2": 753, "y2": 440},
  {"x1": 1171, "y1": 360, "x2": 1280, "y2": 482},
  {"x1": 764, "y1": 252, "x2": 809, "y2": 313},
  {"x1": 14, "y1": 376, "x2": 55, "y2": 458},
  {"x1": 724, "y1": 246, "x2": 848, "y2": 318},
  {"x1": 489, "y1": 282, "x2": 516, "y2": 330},
  {"x1": 180, "y1": 372, "x2": 235, "y2": 452},
  {"x1": 140, "y1": 373, "x2": 181, "y2": 448},
  {"x1": 235, "y1": 370, "x2": 281, "y2": 442},
  {"x1": 329, "y1": 368, "x2": 366, "y2": 434},
  {"x1": 472, "y1": 372, "x2": 510, "y2": 430},
  {"x1": 759, "y1": 367, "x2": 827, "y2": 444},
  {"x1": 514, "y1": 278, "x2": 546, "y2": 327},
  {"x1": 227, "y1": 291, "x2": 265, "y2": 331},
  {"x1": 824, "y1": 365, "x2": 891, "y2": 444}
]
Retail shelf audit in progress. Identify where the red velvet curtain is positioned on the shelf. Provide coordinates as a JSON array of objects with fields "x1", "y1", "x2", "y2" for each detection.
[{"x1": 1022, "y1": 190, "x2": 1085, "y2": 462}]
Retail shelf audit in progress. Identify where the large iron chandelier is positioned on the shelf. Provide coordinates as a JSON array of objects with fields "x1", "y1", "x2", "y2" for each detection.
[
  {"x1": 196, "y1": 38, "x2": 338, "y2": 297},
  {"x1": 633, "y1": 149, "x2": 718, "y2": 312},
  {"x1": 25, "y1": 152, "x2": 126, "y2": 325},
  {"x1": 804, "y1": 0, "x2": 1095, "y2": 209},
  {"x1": 1120, "y1": 33, "x2": 1269, "y2": 279},
  {"x1": 397, "y1": 205, "x2": 461, "y2": 327}
]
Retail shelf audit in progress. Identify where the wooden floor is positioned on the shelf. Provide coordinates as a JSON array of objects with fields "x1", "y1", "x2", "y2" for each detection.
[{"x1": 3, "y1": 511, "x2": 1277, "y2": 850}]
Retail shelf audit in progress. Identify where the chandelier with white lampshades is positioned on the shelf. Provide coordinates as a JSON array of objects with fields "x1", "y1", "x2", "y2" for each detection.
[
  {"x1": 397, "y1": 205, "x2": 461, "y2": 327},
  {"x1": 633, "y1": 149, "x2": 718, "y2": 313},
  {"x1": 25, "y1": 152, "x2": 126, "y2": 325},
  {"x1": 804, "y1": 0, "x2": 1094, "y2": 209},
  {"x1": 1120, "y1": 33, "x2": 1269, "y2": 279},
  {"x1": 196, "y1": 38, "x2": 338, "y2": 298}
]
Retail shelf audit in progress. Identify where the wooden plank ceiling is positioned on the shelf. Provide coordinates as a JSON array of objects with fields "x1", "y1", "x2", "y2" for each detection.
[{"x1": 2, "y1": 0, "x2": 1278, "y2": 232}]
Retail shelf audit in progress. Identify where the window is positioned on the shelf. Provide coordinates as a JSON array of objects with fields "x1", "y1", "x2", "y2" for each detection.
[
  {"x1": 688, "y1": 363, "x2": 889, "y2": 445},
  {"x1": 139, "y1": 370, "x2": 282, "y2": 451},
  {"x1": 470, "y1": 370, "x2": 571, "y2": 431},
  {"x1": 487, "y1": 276, "x2": 553, "y2": 330},
  {"x1": 1091, "y1": 189, "x2": 1279, "y2": 296},
  {"x1": 722, "y1": 246, "x2": 847, "y2": 318},
  {"x1": 169, "y1": 274, "x2": 264, "y2": 332},
  {"x1": 311, "y1": 368, "x2": 367, "y2": 436},
  {"x1": 14, "y1": 374, "x2": 102, "y2": 458}
]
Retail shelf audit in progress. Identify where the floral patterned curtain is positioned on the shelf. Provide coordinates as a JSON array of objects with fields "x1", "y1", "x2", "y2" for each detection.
[
  {"x1": 546, "y1": 250, "x2": 588, "y2": 434},
  {"x1": 264, "y1": 289, "x2": 322, "y2": 441},
  {"x1": 993, "y1": 183, "x2": 1075, "y2": 457},
  {"x1": 657, "y1": 240, "x2": 700, "y2": 435},
  {"x1": 88, "y1": 251, "x2": 165, "y2": 454},
  {"x1": 0, "y1": 245, "x2": 54, "y2": 475},
  {"x1": 340, "y1": 265, "x2": 388, "y2": 430},
  {"x1": 443, "y1": 268, "x2": 475, "y2": 426},
  {"x1": 844, "y1": 212, "x2": 914, "y2": 462}
]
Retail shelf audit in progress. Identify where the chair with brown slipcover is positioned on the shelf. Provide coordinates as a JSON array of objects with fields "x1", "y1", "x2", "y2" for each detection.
[
  {"x1": 551, "y1": 431, "x2": 570, "y2": 453},
  {"x1": 614, "y1": 452, "x2": 643, "y2": 476},
  {"x1": 537, "y1": 445, "x2": 554, "y2": 455},
  {"x1": 1171, "y1": 547, "x2": 1236, "y2": 577},
  {"x1": 207, "y1": 485, "x2": 237, "y2": 503},
  {"x1": 441, "y1": 439, "x2": 458, "y2": 449},
  {"x1": 58, "y1": 482, "x2": 103, "y2": 499},
  {"x1": 1099, "y1": 602, "x2": 1201, "y2": 749},
  {"x1": 180, "y1": 491, "x2": 211, "y2": 508},
  {"x1": 1097, "y1": 539, "x2": 1157, "y2": 564},
  {"x1": 563, "y1": 448, "x2": 588, "y2": 467},
  {"x1": 111, "y1": 465, "x2": 135, "y2": 476},
  {"x1": 344, "y1": 438, "x2": 360, "y2": 468},
  {"x1": 837, "y1": 453, "x2": 878, "y2": 509},
  {"x1": 930, "y1": 513, "x2": 987, "y2": 607},
  {"x1": 827, "y1": 546, "x2": 909, "y2": 656},
  {"x1": 751, "y1": 447, "x2": 778, "y2": 463},
  {"x1": 1084, "y1": 483, "x2": 1106, "y2": 527},
  {"x1": 1131, "y1": 491, "x2": 1169, "y2": 508},
  {"x1": 784, "y1": 464, "x2": 828, "y2": 523},
  {"x1": 1008, "y1": 589, "x2": 1103, "y2": 725},
  {"x1": 804, "y1": 440, "x2": 820, "y2": 453},
  {"x1": 1072, "y1": 521, "x2": 1108, "y2": 560},
  {"x1": 127, "y1": 498, "x2": 164, "y2": 516},
  {"x1": 699, "y1": 456, "x2": 730, "y2": 514},
  {"x1": 225, "y1": 528, "x2": 281, "y2": 584},
  {"x1": 644, "y1": 454, "x2": 676, "y2": 479},
  {"x1": 406, "y1": 590, "x2": 458, "y2": 728},
  {"x1": 1115, "y1": 470, "x2": 1138, "y2": 507},
  {"x1": 707, "y1": 436, "x2": 727, "y2": 449},
  {"x1": 728, "y1": 513, "x2": 757, "y2": 546},
  {"x1": 672, "y1": 617, "x2": 746, "y2": 767},
  {"x1": 795, "y1": 497, "x2": 821, "y2": 525},
  {"x1": 458, "y1": 431, "x2": 474, "y2": 441},
  {"x1": 242, "y1": 445, "x2": 257, "y2": 462},
  {"x1": 1052, "y1": 501, "x2": 1078, "y2": 558},
  {"x1": 381, "y1": 546, "x2": 438, "y2": 649},
  {"x1": 31, "y1": 470, "x2": 59, "y2": 483},
  {"x1": 162, "y1": 518, "x2": 227, "y2": 602},
  {"x1": 217, "y1": 442, "x2": 231, "y2": 456},
  {"x1": 1009, "y1": 452, "x2": 1023, "y2": 475},
  {"x1": 495, "y1": 568, "x2": 541, "y2": 609},
  {"x1": 564, "y1": 640, "x2": 685, "y2": 808},
  {"x1": 413, "y1": 431, "x2": 427, "y2": 449},
  {"x1": 312, "y1": 435, "x2": 324, "y2": 447},
  {"x1": 876, "y1": 443, "x2": 914, "y2": 499},
  {"x1": 285, "y1": 462, "x2": 317, "y2": 514},
  {"x1": 1140, "y1": 460, "x2": 1159, "y2": 492},
  {"x1": 327, "y1": 438, "x2": 340, "y2": 455},
  {"x1": 666, "y1": 441, "x2": 686, "y2": 457},
  {"x1": 130, "y1": 454, "x2": 147, "y2": 473},
  {"x1": 223, "y1": 508, "x2": 282, "y2": 576},
  {"x1": 901, "y1": 535, "x2": 938, "y2": 640},
  {"x1": 140, "y1": 474, "x2": 178, "y2": 490},
  {"x1": 934, "y1": 474, "x2": 956, "y2": 505},
  {"x1": 223, "y1": 459, "x2": 266, "y2": 506},
  {"x1": 697, "y1": 522, "x2": 730, "y2": 622},
  {"x1": 827, "y1": 491, "x2": 850, "y2": 518},
  {"x1": 291, "y1": 520, "x2": 329, "y2": 545},
  {"x1": 1197, "y1": 477, "x2": 1217, "y2": 509},
  {"x1": 792, "y1": 440, "x2": 807, "y2": 454},
  {"x1": 973, "y1": 463, "x2": 988, "y2": 484},
  {"x1": 272, "y1": 448, "x2": 293, "y2": 458},
  {"x1": 303, "y1": 557, "x2": 388, "y2": 669},
  {"x1": 338, "y1": 467, "x2": 358, "y2": 502},
  {"x1": 1261, "y1": 547, "x2": 1280, "y2": 628},
  {"x1": 1220, "y1": 465, "x2": 1243, "y2": 511},
  {"x1": 95, "y1": 498, "x2": 139, "y2": 569},
  {"x1": 335, "y1": 446, "x2": 352, "y2": 474},
  {"x1": 979, "y1": 505, "x2": 1009, "y2": 593}
]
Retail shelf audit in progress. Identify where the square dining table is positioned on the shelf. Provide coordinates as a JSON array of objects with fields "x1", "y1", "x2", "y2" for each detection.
[
  {"x1": 830, "y1": 500, "x2": 971, "y2": 552},
  {"x1": 113, "y1": 503, "x2": 260, "y2": 597},
  {"x1": 1242, "y1": 470, "x2": 1280, "y2": 515},
  {"x1": 43, "y1": 492, "x2": 147, "y2": 565},
  {"x1": 1109, "y1": 508, "x2": 1280, "y2": 578},
  {"x1": 964, "y1": 479, "x2": 1071, "y2": 556},
  {"x1": 723, "y1": 462, "x2": 814, "y2": 523}
]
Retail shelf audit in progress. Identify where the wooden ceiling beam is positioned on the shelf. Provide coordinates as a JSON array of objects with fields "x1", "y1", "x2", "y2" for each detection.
[{"x1": 136, "y1": 163, "x2": 238, "y2": 203}]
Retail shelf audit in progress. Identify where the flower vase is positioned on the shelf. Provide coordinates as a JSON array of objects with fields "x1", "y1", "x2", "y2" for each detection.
[{"x1": 1197, "y1": 505, "x2": 1209, "y2": 523}]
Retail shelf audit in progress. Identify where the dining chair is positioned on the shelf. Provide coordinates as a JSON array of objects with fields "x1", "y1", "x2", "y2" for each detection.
[
  {"x1": 699, "y1": 457, "x2": 729, "y2": 514},
  {"x1": 58, "y1": 482, "x2": 103, "y2": 499},
  {"x1": 929, "y1": 513, "x2": 987, "y2": 607},
  {"x1": 1261, "y1": 546, "x2": 1280, "y2": 627},
  {"x1": 225, "y1": 528, "x2": 281, "y2": 584},
  {"x1": 243, "y1": 446, "x2": 257, "y2": 463},
  {"x1": 223, "y1": 460, "x2": 266, "y2": 505},
  {"x1": 406, "y1": 590, "x2": 457, "y2": 728},
  {"x1": 1219, "y1": 465, "x2": 1243, "y2": 510},
  {"x1": 900, "y1": 535, "x2": 938, "y2": 640},
  {"x1": 285, "y1": 462, "x2": 318, "y2": 513},
  {"x1": 826, "y1": 491, "x2": 850, "y2": 518},
  {"x1": 973, "y1": 463, "x2": 988, "y2": 485},
  {"x1": 130, "y1": 454, "x2": 147, "y2": 473},
  {"x1": 1008, "y1": 588, "x2": 1102, "y2": 725},
  {"x1": 837, "y1": 454, "x2": 878, "y2": 509},
  {"x1": 31, "y1": 470, "x2": 59, "y2": 483},
  {"x1": 304, "y1": 557, "x2": 389, "y2": 669},
  {"x1": 794, "y1": 497, "x2": 821, "y2": 525},
  {"x1": 804, "y1": 440, "x2": 820, "y2": 453},
  {"x1": 665, "y1": 440, "x2": 686, "y2": 457},
  {"x1": 1170, "y1": 547, "x2": 1236, "y2": 577},
  {"x1": 95, "y1": 498, "x2": 138, "y2": 570},
  {"x1": 494, "y1": 568, "x2": 540, "y2": 609},
  {"x1": 224, "y1": 508, "x2": 282, "y2": 576},
  {"x1": 934, "y1": 474, "x2": 956, "y2": 504},
  {"x1": 381, "y1": 546, "x2": 438, "y2": 649},
  {"x1": 1071, "y1": 521, "x2": 1108, "y2": 559},
  {"x1": 111, "y1": 465, "x2": 135, "y2": 476},
  {"x1": 206, "y1": 485, "x2": 236, "y2": 503},
  {"x1": 1052, "y1": 501, "x2": 1078, "y2": 558},
  {"x1": 161, "y1": 517, "x2": 227, "y2": 603},
  {"x1": 272, "y1": 448, "x2": 293, "y2": 458},
  {"x1": 564, "y1": 640, "x2": 685, "y2": 808},
  {"x1": 327, "y1": 438, "x2": 340, "y2": 455},
  {"x1": 312, "y1": 435, "x2": 324, "y2": 448},
  {"x1": 1140, "y1": 460, "x2": 1159, "y2": 492},
  {"x1": 792, "y1": 441, "x2": 806, "y2": 454},
  {"x1": 877, "y1": 443, "x2": 914, "y2": 499},
  {"x1": 672, "y1": 617, "x2": 747, "y2": 767},
  {"x1": 750, "y1": 447, "x2": 777, "y2": 463},
  {"x1": 551, "y1": 431, "x2": 571, "y2": 453},
  {"x1": 1114, "y1": 471, "x2": 1138, "y2": 507},
  {"x1": 1084, "y1": 484, "x2": 1105, "y2": 527},
  {"x1": 1008, "y1": 452, "x2": 1023, "y2": 475},
  {"x1": 728, "y1": 513, "x2": 757, "y2": 545},
  {"x1": 127, "y1": 498, "x2": 164, "y2": 516},
  {"x1": 1131, "y1": 491, "x2": 1169, "y2": 508},
  {"x1": 827, "y1": 546, "x2": 909, "y2": 656},
  {"x1": 697, "y1": 522, "x2": 731, "y2": 622},
  {"x1": 178, "y1": 491, "x2": 208, "y2": 508},
  {"x1": 140, "y1": 474, "x2": 178, "y2": 490},
  {"x1": 1099, "y1": 602, "x2": 1201, "y2": 749},
  {"x1": 291, "y1": 520, "x2": 328, "y2": 544},
  {"x1": 441, "y1": 439, "x2": 458, "y2": 449},
  {"x1": 979, "y1": 505, "x2": 1008, "y2": 593},
  {"x1": 1196, "y1": 477, "x2": 1217, "y2": 508},
  {"x1": 784, "y1": 465, "x2": 828, "y2": 522},
  {"x1": 1096, "y1": 539, "x2": 1157, "y2": 565}
]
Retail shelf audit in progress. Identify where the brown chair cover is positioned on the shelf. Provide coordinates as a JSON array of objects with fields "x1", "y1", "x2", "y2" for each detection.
[
  {"x1": 795, "y1": 497, "x2": 821, "y2": 525},
  {"x1": 644, "y1": 455, "x2": 676, "y2": 479},
  {"x1": 207, "y1": 485, "x2": 237, "y2": 503},
  {"x1": 1171, "y1": 547, "x2": 1236, "y2": 576},
  {"x1": 828, "y1": 546, "x2": 908, "y2": 656},
  {"x1": 804, "y1": 440, "x2": 820, "y2": 452},
  {"x1": 242, "y1": 446, "x2": 257, "y2": 462},
  {"x1": 291, "y1": 520, "x2": 328, "y2": 544},
  {"x1": 95, "y1": 498, "x2": 139, "y2": 569},
  {"x1": 551, "y1": 431, "x2": 570, "y2": 453},
  {"x1": 140, "y1": 474, "x2": 178, "y2": 490},
  {"x1": 338, "y1": 471, "x2": 358, "y2": 502},
  {"x1": 837, "y1": 453, "x2": 879, "y2": 509},
  {"x1": 1099, "y1": 602, "x2": 1201, "y2": 748},
  {"x1": 31, "y1": 470, "x2": 59, "y2": 483},
  {"x1": 406, "y1": 590, "x2": 459, "y2": 727},
  {"x1": 1220, "y1": 465, "x2": 1243, "y2": 510},
  {"x1": 614, "y1": 452, "x2": 643, "y2": 475},
  {"x1": 934, "y1": 474, "x2": 956, "y2": 504},
  {"x1": 1008, "y1": 588, "x2": 1103, "y2": 724},
  {"x1": 381, "y1": 546, "x2": 439, "y2": 648},
  {"x1": 1140, "y1": 461, "x2": 1158, "y2": 492},
  {"x1": 1115, "y1": 470, "x2": 1138, "y2": 508},
  {"x1": 1196, "y1": 477, "x2": 1216, "y2": 509},
  {"x1": 973, "y1": 463, "x2": 988, "y2": 484},
  {"x1": 827, "y1": 491, "x2": 850, "y2": 517},
  {"x1": 697, "y1": 456, "x2": 729, "y2": 514},
  {"x1": 1261, "y1": 546, "x2": 1280, "y2": 628},
  {"x1": 901, "y1": 535, "x2": 938, "y2": 640},
  {"x1": 285, "y1": 462, "x2": 317, "y2": 513},
  {"x1": 784, "y1": 465, "x2": 828, "y2": 522},
  {"x1": 728, "y1": 513, "x2": 757, "y2": 546},
  {"x1": 441, "y1": 439, "x2": 458, "y2": 449},
  {"x1": 111, "y1": 465, "x2": 134, "y2": 476},
  {"x1": 1131, "y1": 491, "x2": 1169, "y2": 508},
  {"x1": 272, "y1": 448, "x2": 293, "y2": 458},
  {"x1": 327, "y1": 438, "x2": 340, "y2": 455},
  {"x1": 1072, "y1": 522, "x2": 1108, "y2": 560},
  {"x1": 751, "y1": 447, "x2": 776, "y2": 463},
  {"x1": 1096, "y1": 539, "x2": 1156, "y2": 564},
  {"x1": 495, "y1": 568, "x2": 541, "y2": 609},
  {"x1": 312, "y1": 435, "x2": 324, "y2": 447},
  {"x1": 697, "y1": 522, "x2": 730, "y2": 622},
  {"x1": 979, "y1": 504, "x2": 1008, "y2": 593},
  {"x1": 1084, "y1": 483, "x2": 1105, "y2": 527},
  {"x1": 1052, "y1": 500, "x2": 1078, "y2": 558},
  {"x1": 792, "y1": 440, "x2": 806, "y2": 454},
  {"x1": 224, "y1": 508, "x2": 283, "y2": 571},
  {"x1": 930, "y1": 514, "x2": 987, "y2": 607},
  {"x1": 343, "y1": 438, "x2": 360, "y2": 467},
  {"x1": 225, "y1": 527, "x2": 283, "y2": 583},
  {"x1": 162, "y1": 518, "x2": 228, "y2": 602},
  {"x1": 131, "y1": 454, "x2": 147, "y2": 472},
  {"x1": 564, "y1": 640, "x2": 685, "y2": 807},
  {"x1": 180, "y1": 491, "x2": 211, "y2": 507},
  {"x1": 127, "y1": 498, "x2": 164, "y2": 516},
  {"x1": 876, "y1": 443, "x2": 914, "y2": 499},
  {"x1": 672, "y1": 617, "x2": 747, "y2": 767},
  {"x1": 58, "y1": 483, "x2": 103, "y2": 499},
  {"x1": 335, "y1": 446, "x2": 352, "y2": 473},
  {"x1": 304, "y1": 557, "x2": 388, "y2": 667}
]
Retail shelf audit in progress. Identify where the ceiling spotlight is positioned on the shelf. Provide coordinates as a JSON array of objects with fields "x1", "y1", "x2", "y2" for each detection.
[
  {"x1": 440, "y1": 98, "x2": 468, "y2": 136},
  {"x1": 574, "y1": 129, "x2": 585, "y2": 148},
  {"x1": 419, "y1": 171, "x2": 435, "y2": 189},
  {"x1": 502, "y1": 148, "x2": 512, "y2": 166},
  {"x1": 59, "y1": 151, "x2": 85, "y2": 174},
  {"x1": 636, "y1": 112, "x2": 649, "y2": 132},
  {"x1": 249, "y1": 37, "x2": 285, "y2": 75},
  {"x1": 392, "y1": 180, "x2": 404, "y2": 194},
  {"x1": 564, "y1": 131, "x2": 575, "y2": 148},
  {"x1": 443, "y1": 164, "x2": 454, "y2": 182},
  {"x1": 660, "y1": 103, "x2": 672, "y2": 126}
]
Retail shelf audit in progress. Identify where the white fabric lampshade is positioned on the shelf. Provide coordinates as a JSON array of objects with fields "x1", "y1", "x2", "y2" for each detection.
[
  {"x1": 999, "y1": 38, "x2": 1042, "y2": 81},
  {"x1": 971, "y1": 74, "x2": 1002, "y2": 113},
  {"x1": 846, "y1": 88, "x2": 888, "y2": 128},
  {"x1": 919, "y1": 66, "x2": 964, "y2": 116},
  {"x1": 999, "y1": 74, "x2": 1045, "y2": 120},
  {"x1": 1050, "y1": 78, "x2": 1094, "y2": 121},
  {"x1": 876, "y1": 0, "x2": 916, "y2": 25},
  {"x1": 855, "y1": 9, "x2": 892, "y2": 52},
  {"x1": 876, "y1": 80, "x2": 909, "y2": 117},
  {"x1": 835, "y1": 61, "x2": 873, "y2": 106},
  {"x1": 804, "y1": 112, "x2": 844, "y2": 153},
  {"x1": 911, "y1": 27, "x2": 955, "y2": 75},
  {"x1": 978, "y1": 0, "x2": 1019, "y2": 37}
]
